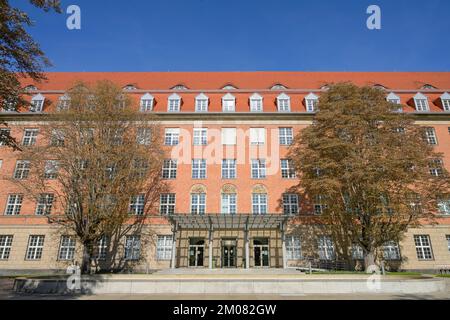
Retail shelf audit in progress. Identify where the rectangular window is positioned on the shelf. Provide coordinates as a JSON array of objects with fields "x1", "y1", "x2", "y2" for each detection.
[
  {"x1": 191, "y1": 193, "x2": 206, "y2": 215},
  {"x1": 446, "y1": 235, "x2": 450, "y2": 252},
  {"x1": 193, "y1": 128, "x2": 208, "y2": 146},
  {"x1": 250, "y1": 128, "x2": 266, "y2": 145},
  {"x1": 318, "y1": 236, "x2": 335, "y2": 260},
  {"x1": 95, "y1": 236, "x2": 109, "y2": 260},
  {"x1": 157, "y1": 235, "x2": 173, "y2": 260},
  {"x1": 250, "y1": 99, "x2": 263, "y2": 112},
  {"x1": 50, "y1": 129, "x2": 65, "y2": 147},
  {"x1": 251, "y1": 159, "x2": 266, "y2": 179},
  {"x1": 415, "y1": 99, "x2": 429, "y2": 111},
  {"x1": 286, "y1": 236, "x2": 302, "y2": 260},
  {"x1": 429, "y1": 159, "x2": 444, "y2": 177},
  {"x1": 44, "y1": 160, "x2": 59, "y2": 180},
  {"x1": 58, "y1": 236, "x2": 76, "y2": 261},
  {"x1": 30, "y1": 100, "x2": 44, "y2": 112},
  {"x1": 13, "y1": 160, "x2": 30, "y2": 180},
  {"x1": 0, "y1": 235, "x2": 13, "y2": 260},
  {"x1": 0, "y1": 129, "x2": 11, "y2": 146},
  {"x1": 414, "y1": 235, "x2": 433, "y2": 260},
  {"x1": 192, "y1": 159, "x2": 207, "y2": 179},
  {"x1": 137, "y1": 128, "x2": 152, "y2": 145},
  {"x1": 383, "y1": 241, "x2": 401, "y2": 260},
  {"x1": 314, "y1": 195, "x2": 328, "y2": 215},
  {"x1": 221, "y1": 128, "x2": 236, "y2": 145},
  {"x1": 221, "y1": 193, "x2": 237, "y2": 215},
  {"x1": 129, "y1": 194, "x2": 145, "y2": 215},
  {"x1": 168, "y1": 99, "x2": 180, "y2": 112},
  {"x1": 22, "y1": 129, "x2": 39, "y2": 146},
  {"x1": 221, "y1": 159, "x2": 236, "y2": 179},
  {"x1": 160, "y1": 194, "x2": 176, "y2": 215},
  {"x1": 351, "y1": 245, "x2": 364, "y2": 260},
  {"x1": 195, "y1": 99, "x2": 208, "y2": 112},
  {"x1": 424, "y1": 127, "x2": 438, "y2": 145},
  {"x1": 437, "y1": 198, "x2": 450, "y2": 215},
  {"x1": 124, "y1": 235, "x2": 141, "y2": 260},
  {"x1": 278, "y1": 99, "x2": 290, "y2": 112},
  {"x1": 162, "y1": 159, "x2": 177, "y2": 179},
  {"x1": 35, "y1": 193, "x2": 54, "y2": 216},
  {"x1": 4, "y1": 194, "x2": 23, "y2": 215},
  {"x1": 164, "y1": 128, "x2": 180, "y2": 146},
  {"x1": 283, "y1": 194, "x2": 299, "y2": 215},
  {"x1": 306, "y1": 99, "x2": 318, "y2": 112},
  {"x1": 443, "y1": 99, "x2": 450, "y2": 111},
  {"x1": 281, "y1": 159, "x2": 296, "y2": 179},
  {"x1": 252, "y1": 193, "x2": 267, "y2": 215},
  {"x1": 140, "y1": 99, "x2": 153, "y2": 112},
  {"x1": 279, "y1": 127, "x2": 293, "y2": 145},
  {"x1": 222, "y1": 99, "x2": 235, "y2": 112},
  {"x1": 26, "y1": 235, "x2": 45, "y2": 260}
]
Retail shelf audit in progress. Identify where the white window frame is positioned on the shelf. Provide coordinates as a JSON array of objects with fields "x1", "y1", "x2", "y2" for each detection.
[
  {"x1": 192, "y1": 159, "x2": 207, "y2": 179},
  {"x1": 221, "y1": 193, "x2": 237, "y2": 215},
  {"x1": 57, "y1": 94, "x2": 70, "y2": 111},
  {"x1": 249, "y1": 93, "x2": 263, "y2": 112},
  {"x1": 162, "y1": 159, "x2": 177, "y2": 179},
  {"x1": 286, "y1": 236, "x2": 302, "y2": 260},
  {"x1": 13, "y1": 160, "x2": 30, "y2": 180},
  {"x1": 277, "y1": 93, "x2": 291, "y2": 112},
  {"x1": 414, "y1": 235, "x2": 433, "y2": 260},
  {"x1": 222, "y1": 93, "x2": 236, "y2": 112},
  {"x1": 437, "y1": 198, "x2": 450, "y2": 215},
  {"x1": 26, "y1": 235, "x2": 45, "y2": 260},
  {"x1": 50, "y1": 129, "x2": 65, "y2": 147},
  {"x1": 251, "y1": 159, "x2": 266, "y2": 179},
  {"x1": 221, "y1": 159, "x2": 236, "y2": 179},
  {"x1": 44, "y1": 160, "x2": 59, "y2": 180},
  {"x1": 58, "y1": 236, "x2": 76, "y2": 261},
  {"x1": 252, "y1": 193, "x2": 267, "y2": 215},
  {"x1": 35, "y1": 193, "x2": 54, "y2": 216},
  {"x1": 283, "y1": 194, "x2": 299, "y2": 215},
  {"x1": 221, "y1": 128, "x2": 236, "y2": 145},
  {"x1": 429, "y1": 159, "x2": 444, "y2": 177},
  {"x1": 193, "y1": 128, "x2": 208, "y2": 146},
  {"x1": 95, "y1": 236, "x2": 109, "y2": 260},
  {"x1": 164, "y1": 128, "x2": 180, "y2": 146},
  {"x1": 318, "y1": 236, "x2": 335, "y2": 260},
  {"x1": 140, "y1": 93, "x2": 154, "y2": 112},
  {"x1": 124, "y1": 235, "x2": 141, "y2": 261},
  {"x1": 137, "y1": 127, "x2": 152, "y2": 145},
  {"x1": 168, "y1": 93, "x2": 181, "y2": 112},
  {"x1": 4, "y1": 194, "x2": 23, "y2": 215},
  {"x1": 414, "y1": 93, "x2": 429, "y2": 112},
  {"x1": 0, "y1": 235, "x2": 13, "y2": 260},
  {"x1": 129, "y1": 194, "x2": 145, "y2": 215},
  {"x1": 160, "y1": 193, "x2": 176, "y2": 215},
  {"x1": 250, "y1": 128, "x2": 266, "y2": 145},
  {"x1": 281, "y1": 159, "x2": 296, "y2": 179},
  {"x1": 351, "y1": 244, "x2": 364, "y2": 260},
  {"x1": 424, "y1": 127, "x2": 438, "y2": 145},
  {"x1": 383, "y1": 241, "x2": 401, "y2": 260},
  {"x1": 22, "y1": 129, "x2": 39, "y2": 146},
  {"x1": 279, "y1": 127, "x2": 293, "y2": 146},
  {"x1": 30, "y1": 94, "x2": 45, "y2": 112},
  {"x1": 190, "y1": 193, "x2": 206, "y2": 215},
  {"x1": 305, "y1": 93, "x2": 319, "y2": 112},
  {"x1": 195, "y1": 93, "x2": 209, "y2": 112},
  {"x1": 0, "y1": 128, "x2": 11, "y2": 146},
  {"x1": 156, "y1": 235, "x2": 173, "y2": 260},
  {"x1": 446, "y1": 235, "x2": 450, "y2": 252}
]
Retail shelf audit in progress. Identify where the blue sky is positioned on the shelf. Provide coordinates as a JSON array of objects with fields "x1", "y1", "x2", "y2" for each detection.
[{"x1": 17, "y1": 0, "x2": 450, "y2": 71}]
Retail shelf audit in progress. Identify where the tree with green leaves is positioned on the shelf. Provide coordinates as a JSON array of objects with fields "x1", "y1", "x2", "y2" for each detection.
[
  {"x1": 0, "y1": 0, "x2": 61, "y2": 148},
  {"x1": 289, "y1": 83, "x2": 450, "y2": 271}
]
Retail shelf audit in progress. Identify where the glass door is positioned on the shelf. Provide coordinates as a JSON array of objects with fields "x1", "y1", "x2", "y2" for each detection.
[
  {"x1": 189, "y1": 239, "x2": 205, "y2": 267},
  {"x1": 253, "y1": 238, "x2": 269, "y2": 267},
  {"x1": 221, "y1": 239, "x2": 236, "y2": 268}
]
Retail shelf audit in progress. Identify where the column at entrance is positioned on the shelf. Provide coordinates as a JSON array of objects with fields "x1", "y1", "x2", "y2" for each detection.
[
  {"x1": 244, "y1": 217, "x2": 250, "y2": 269},
  {"x1": 208, "y1": 222, "x2": 214, "y2": 269},
  {"x1": 281, "y1": 222, "x2": 287, "y2": 269},
  {"x1": 171, "y1": 222, "x2": 178, "y2": 269}
]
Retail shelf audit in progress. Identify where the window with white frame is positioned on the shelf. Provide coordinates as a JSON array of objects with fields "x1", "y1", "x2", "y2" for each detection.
[
  {"x1": 195, "y1": 94, "x2": 209, "y2": 112},
  {"x1": 250, "y1": 128, "x2": 265, "y2": 145},
  {"x1": 95, "y1": 236, "x2": 109, "y2": 260},
  {"x1": 437, "y1": 198, "x2": 450, "y2": 215},
  {"x1": 221, "y1": 193, "x2": 237, "y2": 215},
  {"x1": 0, "y1": 129, "x2": 11, "y2": 146},
  {"x1": 250, "y1": 94, "x2": 263, "y2": 112},
  {"x1": 279, "y1": 127, "x2": 293, "y2": 145},
  {"x1": 162, "y1": 159, "x2": 177, "y2": 179},
  {"x1": 30, "y1": 94, "x2": 45, "y2": 112},
  {"x1": 305, "y1": 93, "x2": 319, "y2": 112},
  {"x1": 164, "y1": 128, "x2": 180, "y2": 145},
  {"x1": 124, "y1": 235, "x2": 141, "y2": 260},
  {"x1": 57, "y1": 95, "x2": 70, "y2": 111},
  {"x1": 222, "y1": 159, "x2": 236, "y2": 179},
  {"x1": 26, "y1": 235, "x2": 45, "y2": 260},
  {"x1": 137, "y1": 127, "x2": 152, "y2": 145},
  {"x1": 429, "y1": 159, "x2": 444, "y2": 177},
  {"x1": 441, "y1": 93, "x2": 450, "y2": 111},
  {"x1": 424, "y1": 127, "x2": 438, "y2": 145},
  {"x1": 281, "y1": 159, "x2": 296, "y2": 179},
  {"x1": 251, "y1": 159, "x2": 266, "y2": 179},
  {"x1": 13, "y1": 160, "x2": 30, "y2": 180},
  {"x1": 447, "y1": 235, "x2": 450, "y2": 252},
  {"x1": 386, "y1": 92, "x2": 402, "y2": 111},
  {"x1": 282, "y1": 194, "x2": 299, "y2": 215},
  {"x1": 58, "y1": 236, "x2": 76, "y2": 261},
  {"x1": 314, "y1": 195, "x2": 328, "y2": 215},
  {"x1": 168, "y1": 94, "x2": 181, "y2": 112},
  {"x1": 129, "y1": 194, "x2": 145, "y2": 215},
  {"x1": 318, "y1": 236, "x2": 335, "y2": 260},
  {"x1": 286, "y1": 236, "x2": 302, "y2": 260},
  {"x1": 44, "y1": 160, "x2": 59, "y2": 180},
  {"x1": 192, "y1": 159, "x2": 207, "y2": 179},
  {"x1": 35, "y1": 193, "x2": 54, "y2": 216},
  {"x1": 383, "y1": 241, "x2": 401, "y2": 260},
  {"x1": 2, "y1": 98, "x2": 17, "y2": 111},
  {"x1": 140, "y1": 93, "x2": 154, "y2": 112},
  {"x1": 0, "y1": 235, "x2": 13, "y2": 260},
  {"x1": 414, "y1": 93, "x2": 429, "y2": 112},
  {"x1": 22, "y1": 129, "x2": 39, "y2": 146},
  {"x1": 160, "y1": 193, "x2": 176, "y2": 215},
  {"x1": 4, "y1": 194, "x2": 23, "y2": 215},
  {"x1": 50, "y1": 129, "x2": 65, "y2": 147},
  {"x1": 156, "y1": 235, "x2": 173, "y2": 260},
  {"x1": 193, "y1": 128, "x2": 208, "y2": 146},
  {"x1": 252, "y1": 193, "x2": 267, "y2": 215},
  {"x1": 351, "y1": 244, "x2": 364, "y2": 260},
  {"x1": 414, "y1": 235, "x2": 433, "y2": 260},
  {"x1": 277, "y1": 93, "x2": 290, "y2": 112},
  {"x1": 222, "y1": 94, "x2": 236, "y2": 112},
  {"x1": 191, "y1": 193, "x2": 206, "y2": 215},
  {"x1": 221, "y1": 128, "x2": 236, "y2": 145}
]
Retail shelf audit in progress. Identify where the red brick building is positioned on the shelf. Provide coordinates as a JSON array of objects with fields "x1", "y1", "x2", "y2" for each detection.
[{"x1": 0, "y1": 72, "x2": 449, "y2": 273}]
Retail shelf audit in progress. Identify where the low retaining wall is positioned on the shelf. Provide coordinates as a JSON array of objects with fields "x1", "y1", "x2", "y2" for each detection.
[{"x1": 14, "y1": 276, "x2": 448, "y2": 295}]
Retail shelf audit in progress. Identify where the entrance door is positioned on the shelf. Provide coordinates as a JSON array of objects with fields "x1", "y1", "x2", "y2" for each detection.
[
  {"x1": 189, "y1": 239, "x2": 204, "y2": 267},
  {"x1": 222, "y1": 239, "x2": 236, "y2": 268},
  {"x1": 253, "y1": 238, "x2": 269, "y2": 267}
]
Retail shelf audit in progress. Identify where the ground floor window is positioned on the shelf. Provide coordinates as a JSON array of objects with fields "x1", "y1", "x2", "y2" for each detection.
[
  {"x1": 0, "y1": 235, "x2": 13, "y2": 260},
  {"x1": 26, "y1": 235, "x2": 45, "y2": 260},
  {"x1": 286, "y1": 236, "x2": 301, "y2": 260},
  {"x1": 351, "y1": 244, "x2": 364, "y2": 260},
  {"x1": 58, "y1": 236, "x2": 76, "y2": 261},
  {"x1": 318, "y1": 236, "x2": 335, "y2": 260},
  {"x1": 157, "y1": 235, "x2": 173, "y2": 260},
  {"x1": 446, "y1": 235, "x2": 450, "y2": 252},
  {"x1": 125, "y1": 235, "x2": 141, "y2": 261},
  {"x1": 95, "y1": 236, "x2": 109, "y2": 260},
  {"x1": 383, "y1": 241, "x2": 401, "y2": 260},
  {"x1": 414, "y1": 235, "x2": 433, "y2": 260}
]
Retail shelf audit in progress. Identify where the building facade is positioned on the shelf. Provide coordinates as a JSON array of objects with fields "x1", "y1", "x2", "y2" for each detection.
[{"x1": 0, "y1": 72, "x2": 450, "y2": 274}]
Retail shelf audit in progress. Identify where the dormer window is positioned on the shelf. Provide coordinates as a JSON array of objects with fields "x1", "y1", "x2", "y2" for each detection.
[
  {"x1": 250, "y1": 93, "x2": 263, "y2": 112},
  {"x1": 123, "y1": 84, "x2": 137, "y2": 91},
  {"x1": 373, "y1": 84, "x2": 387, "y2": 90},
  {"x1": 222, "y1": 93, "x2": 235, "y2": 112},
  {"x1": 168, "y1": 93, "x2": 181, "y2": 112},
  {"x1": 58, "y1": 94, "x2": 70, "y2": 111},
  {"x1": 222, "y1": 84, "x2": 237, "y2": 90},
  {"x1": 414, "y1": 93, "x2": 429, "y2": 112},
  {"x1": 421, "y1": 84, "x2": 437, "y2": 90},
  {"x1": 30, "y1": 94, "x2": 45, "y2": 112},
  {"x1": 195, "y1": 93, "x2": 209, "y2": 112},
  {"x1": 305, "y1": 93, "x2": 318, "y2": 112},
  {"x1": 277, "y1": 93, "x2": 291, "y2": 112},
  {"x1": 140, "y1": 93, "x2": 154, "y2": 112},
  {"x1": 441, "y1": 92, "x2": 450, "y2": 111},
  {"x1": 171, "y1": 84, "x2": 188, "y2": 90},
  {"x1": 386, "y1": 92, "x2": 402, "y2": 112},
  {"x1": 271, "y1": 84, "x2": 288, "y2": 90},
  {"x1": 24, "y1": 85, "x2": 37, "y2": 92}
]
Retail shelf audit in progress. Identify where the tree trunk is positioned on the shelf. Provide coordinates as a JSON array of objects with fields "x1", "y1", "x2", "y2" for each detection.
[
  {"x1": 81, "y1": 243, "x2": 92, "y2": 275},
  {"x1": 364, "y1": 251, "x2": 376, "y2": 273}
]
